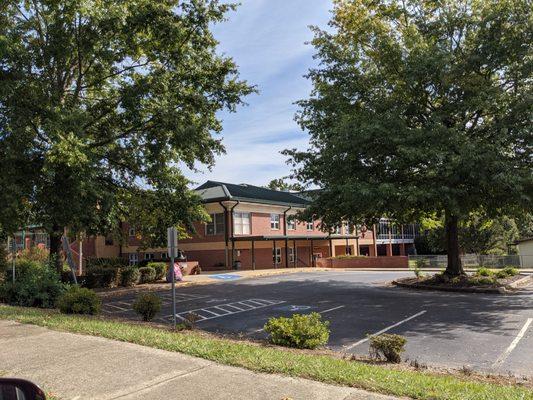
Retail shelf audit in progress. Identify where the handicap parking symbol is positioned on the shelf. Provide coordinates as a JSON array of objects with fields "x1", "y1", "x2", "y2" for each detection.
[{"x1": 209, "y1": 274, "x2": 242, "y2": 281}]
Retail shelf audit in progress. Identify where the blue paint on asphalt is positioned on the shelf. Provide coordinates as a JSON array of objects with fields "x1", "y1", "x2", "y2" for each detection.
[{"x1": 209, "y1": 274, "x2": 242, "y2": 281}]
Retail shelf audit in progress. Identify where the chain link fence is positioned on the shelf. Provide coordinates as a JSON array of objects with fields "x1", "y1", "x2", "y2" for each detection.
[{"x1": 408, "y1": 254, "x2": 533, "y2": 269}]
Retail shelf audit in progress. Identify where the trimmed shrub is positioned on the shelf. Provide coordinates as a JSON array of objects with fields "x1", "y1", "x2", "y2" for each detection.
[
  {"x1": 264, "y1": 312, "x2": 330, "y2": 349},
  {"x1": 58, "y1": 286, "x2": 101, "y2": 315},
  {"x1": 120, "y1": 267, "x2": 140, "y2": 287},
  {"x1": 138, "y1": 266, "x2": 156, "y2": 284},
  {"x1": 0, "y1": 260, "x2": 67, "y2": 308},
  {"x1": 133, "y1": 293, "x2": 162, "y2": 321},
  {"x1": 369, "y1": 334, "x2": 407, "y2": 363},
  {"x1": 500, "y1": 266, "x2": 519, "y2": 278},
  {"x1": 85, "y1": 257, "x2": 128, "y2": 269},
  {"x1": 147, "y1": 262, "x2": 166, "y2": 281},
  {"x1": 470, "y1": 276, "x2": 495, "y2": 286},
  {"x1": 85, "y1": 266, "x2": 121, "y2": 288},
  {"x1": 475, "y1": 267, "x2": 493, "y2": 277}
]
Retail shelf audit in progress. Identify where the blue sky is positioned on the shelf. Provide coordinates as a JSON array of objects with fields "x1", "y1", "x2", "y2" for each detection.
[{"x1": 183, "y1": 0, "x2": 332, "y2": 187}]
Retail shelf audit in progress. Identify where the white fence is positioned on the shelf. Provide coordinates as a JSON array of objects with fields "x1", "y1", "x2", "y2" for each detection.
[{"x1": 408, "y1": 254, "x2": 533, "y2": 269}]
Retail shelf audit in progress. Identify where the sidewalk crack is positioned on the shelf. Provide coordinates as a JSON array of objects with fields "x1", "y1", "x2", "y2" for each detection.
[{"x1": 105, "y1": 365, "x2": 211, "y2": 400}]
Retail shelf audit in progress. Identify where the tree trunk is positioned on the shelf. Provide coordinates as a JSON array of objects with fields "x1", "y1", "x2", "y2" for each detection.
[
  {"x1": 49, "y1": 228, "x2": 63, "y2": 274},
  {"x1": 444, "y1": 212, "x2": 464, "y2": 276}
]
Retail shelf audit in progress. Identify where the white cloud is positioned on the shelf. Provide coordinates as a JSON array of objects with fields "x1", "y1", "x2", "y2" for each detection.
[{"x1": 185, "y1": 0, "x2": 332, "y2": 187}]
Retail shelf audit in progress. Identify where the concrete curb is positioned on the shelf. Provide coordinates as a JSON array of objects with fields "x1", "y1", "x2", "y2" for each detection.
[
  {"x1": 392, "y1": 280, "x2": 506, "y2": 294},
  {"x1": 95, "y1": 268, "x2": 332, "y2": 299},
  {"x1": 392, "y1": 274, "x2": 532, "y2": 295},
  {"x1": 506, "y1": 274, "x2": 532, "y2": 289}
]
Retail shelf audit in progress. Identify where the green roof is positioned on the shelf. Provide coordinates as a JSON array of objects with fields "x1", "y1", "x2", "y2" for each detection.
[{"x1": 195, "y1": 181, "x2": 309, "y2": 207}]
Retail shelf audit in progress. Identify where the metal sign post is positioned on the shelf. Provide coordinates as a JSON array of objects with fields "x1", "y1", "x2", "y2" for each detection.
[
  {"x1": 9, "y1": 237, "x2": 16, "y2": 284},
  {"x1": 167, "y1": 227, "x2": 178, "y2": 329}
]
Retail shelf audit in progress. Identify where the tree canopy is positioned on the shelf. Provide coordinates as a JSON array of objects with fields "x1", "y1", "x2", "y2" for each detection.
[
  {"x1": 285, "y1": 0, "x2": 532, "y2": 275},
  {"x1": 266, "y1": 178, "x2": 303, "y2": 192},
  {"x1": 0, "y1": 0, "x2": 253, "y2": 261}
]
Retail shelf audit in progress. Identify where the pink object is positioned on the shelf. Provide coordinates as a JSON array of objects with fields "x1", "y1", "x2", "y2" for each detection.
[{"x1": 166, "y1": 262, "x2": 183, "y2": 283}]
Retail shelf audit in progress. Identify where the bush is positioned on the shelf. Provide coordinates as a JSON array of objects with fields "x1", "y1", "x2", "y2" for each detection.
[
  {"x1": 132, "y1": 293, "x2": 162, "y2": 321},
  {"x1": 413, "y1": 266, "x2": 424, "y2": 279},
  {"x1": 85, "y1": 257, "x2": 128, "y2": 269},
  {"x1": 57, "y1": 286, "x2": 101, "y2": 315},
  {"x1": 499, "y1": 266, "x2": 519, "y2": 278},
  {"x1": 120, "y1": 267, "x2": 140, "y2": 287},
  {"x1": 470, "y1": 276, "x2": 496, "y2": 286},
  {"x1": 475, "y1": 267, "x2": 493, "y2": 277},
  {"x1": 18, "y1": 247, "x2": 49, "y2": 263},
  {"x1": 138, "y1": 266, "x2": 156, "y2": 284},
  {"x1": 264, "y1": 312, "x2": 330, "y2": 349},
  {"x1": 147, "y1": 262, "x2": 166, "y2": 281},
  {"x1": 85, "y1": 266, "x2": 121, "y2": 288},
  {"x1": 369, "y1": 334, "x2": 407, "y2": 363},
  {"x1": 0, "y1": 260, "x2": 67, "y2": 308},
  {"x1": 0, "y1": 244, "x2": 8, "y2": 280}
]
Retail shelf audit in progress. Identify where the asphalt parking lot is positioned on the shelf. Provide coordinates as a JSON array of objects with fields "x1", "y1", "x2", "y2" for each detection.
[{"x1": 102, "y1": 270, "x2": 533, "y2": 376}]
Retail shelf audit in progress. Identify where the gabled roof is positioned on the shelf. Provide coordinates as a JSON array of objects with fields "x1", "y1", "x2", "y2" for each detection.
[{"x1": 195, "y1": 181, "x2": 309, "y2": 207}]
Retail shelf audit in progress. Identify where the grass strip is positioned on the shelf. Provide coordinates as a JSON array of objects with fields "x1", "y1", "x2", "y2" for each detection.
[{"x1": 1, "y1": 305, "x2": 531, "y2": 400}]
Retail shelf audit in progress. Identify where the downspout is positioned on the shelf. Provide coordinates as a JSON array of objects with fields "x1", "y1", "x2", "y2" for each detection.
[
  {"x1": 217, "y1": 184, "x2": 234, "y2": 269},
  {"x1": 218, "y1": 201, "x2": 229, "y2": 268},
  {"x1": 283, "y1": 206, "x2": 292, "y2": 268},
  {"x1": 229, "y1": 200, "x2": 240, "y2": 268}
]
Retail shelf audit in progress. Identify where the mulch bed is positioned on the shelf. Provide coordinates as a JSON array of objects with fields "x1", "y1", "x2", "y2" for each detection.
[{"x1": 393, "y1": 273, "x2": 530, "y2": 294}]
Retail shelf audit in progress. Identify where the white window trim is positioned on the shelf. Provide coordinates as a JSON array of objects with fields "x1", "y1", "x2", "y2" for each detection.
[
  {"x1": 129, "y1": 253, "x2": 138, "y2": 266},
  {"x1": 144, "y1": 253, "x2": 154, "y2": 260},
  {"x1": 306, "y1": 221, "x2": 314, "y2": 231},
  {"x1": 288, "y1": 247, "x2": 295, "y2": 263},
  {"x1": 233, "y1": 212, "x2": 251, "y2": 235},
  {"x1": 270, "y1": 214, "x2": 280, "y2": 230},
  {"x1": 287, "y1": 216, "x2": 296, "y2": 230},
  {"x1": 272, "y1": 247, "x2": 282, "y2": 264},
  {"x1": 128, "y1": 227, "x2": 136, "y2": 236},
  {"x1": 206, "y1": 213, "x2": 225, "y2": 236}
]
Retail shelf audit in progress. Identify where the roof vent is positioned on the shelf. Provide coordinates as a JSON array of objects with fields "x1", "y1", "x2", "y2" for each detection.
[{"x1": 239, "y1": 183, "x2": 248, "y2": 187}]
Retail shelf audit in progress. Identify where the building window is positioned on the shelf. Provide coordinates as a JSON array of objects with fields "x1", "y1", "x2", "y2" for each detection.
[
  {"x1": 128, "y1": 227, "x2": 136, "y2": 236},
  {"x1": 234, "y1": 212, "x2": 251, "y2": 235},
  {"x1": 288, "y1": 247, "x2": 295, "y2": 263},
  {"x1": 129, "y1": 253, "x2": 138, "y2": 266},
  {"x1": 343, "y1": 222, "x2": 351, "y2": 235},
  {"x1": 206, "y1": 213, "x2": 225, "y2": 235},
  {"x1": 334, "y1": 226, "x2": 341, "y2": 234},
  {"x1": 273, "y1": 247, "x2": 282, "y2": 264},
  {"x1": 270, "y1": 214, "x2": 280, "y2": 230},
  {"x1": 161, "y1": 252, "x2": 167, "y2": 260},
  {"x1": 306, "y1": 220, "x2": 314, "y2": 231},
  {"x1": 144, "y1": 253, "x2": 154, "y2": 260},
  {"x1": 287, "y1": 216, "x2": 296, "y2": 230}
]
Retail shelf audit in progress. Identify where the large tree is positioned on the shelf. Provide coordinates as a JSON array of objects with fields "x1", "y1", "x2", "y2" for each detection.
[
  {"x1": 0, "y1": 0, "x2": 253, "y2": 269},
  {"x1": 285, "y1": 0, "x2": 532, "y2": 276}
]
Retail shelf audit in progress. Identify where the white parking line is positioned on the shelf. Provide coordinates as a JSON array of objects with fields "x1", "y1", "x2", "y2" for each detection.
[
  {"x1": 344, "y1": 310, "x2": 427, "y2": 350},
  {"x1": 319, "y1": 305, "x2": 345, "y2": 314},
  {"x1": 164, "y1": 299, "x2": 286, "y2": 323},
  {"x1": 492, "y1": 318, "x2": 532, "y2": 368}
]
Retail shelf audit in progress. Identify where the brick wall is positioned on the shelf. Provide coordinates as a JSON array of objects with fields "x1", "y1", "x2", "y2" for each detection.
[{"x1": 316, "y1": 256, "x2": 408, "y2": 269}]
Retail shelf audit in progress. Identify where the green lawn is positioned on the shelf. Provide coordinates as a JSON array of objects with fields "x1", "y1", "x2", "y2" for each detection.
[{"x1": 1, "y1": 305, "x2": 531, "y2": 400}]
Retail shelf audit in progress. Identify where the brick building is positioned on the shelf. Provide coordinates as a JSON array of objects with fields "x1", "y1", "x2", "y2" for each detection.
[{"x1": 10, "y1": 181, "x2": 419, "y2": 271}]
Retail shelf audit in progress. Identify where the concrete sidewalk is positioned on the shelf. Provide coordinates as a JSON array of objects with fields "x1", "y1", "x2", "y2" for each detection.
[{"x1": 0, "y1": 320, "x2": 400, "y2": 400}]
